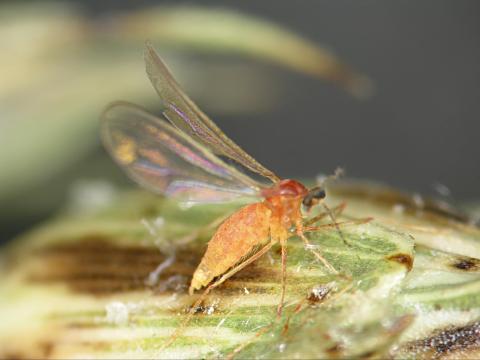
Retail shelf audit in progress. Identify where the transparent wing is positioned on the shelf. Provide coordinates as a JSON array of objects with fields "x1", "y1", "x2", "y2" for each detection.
[
  {"x1": 101, "y1": 101, "x2": 263, "y2": 203},
  {"x1": 144, "y1": 42, "x2": 280, "y2": 185}
]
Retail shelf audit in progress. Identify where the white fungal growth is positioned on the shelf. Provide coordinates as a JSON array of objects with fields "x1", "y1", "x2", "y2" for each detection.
[
  {"x1": 179, "y1": 201, "x2": 196, "y2": 210},
  {"x1": 141, "y1": 217, "x2": 165, "y2": 237},
  {"x1": 433, "y1": 182, "x2": 451, "y2": 197},
  {"x1": 141, "y1": 216, "x2": 176, "y2": 254},
  {"x1": 267, "y1": 252, "x2": 276, "y2": 265},
  {"x1": 315, "y1": 174, "x2": 328, "y2": 185},
  {"x1": 68, "y1": 179, "x2": 116, "y2": 213},
  {"x1": 311, "y1": 284, "x2": 331, "y2": 300},
  {"x1": 157, "y1": 274, "x2": 188, "y2": 293},
  {"x1": 205, "y1": 305, "x2": 215, "y2": 315},
  {"x1": 105, "y1": 301, "x2": 130, "y2": 325},
  {"x1": 304, "y1": 243, "x2": 321, "y2": 250},
  {"x1": 392, "y1": 204, "x2": 405, "y2": 215},
  {"x1": 145, "y1": 255, "x2": 176, "y2": 287},
  {"x1": 201, "y1": 299, "x2": 220, "y2": 316},
  {"x1": 412, "y1": 193, "x2": 425, "y2": 208},
  {"x1": 204, "y1": 299, "x2": 220, "y2": 316},
  {"x1": 215, "y1": 318, "x2": 226, "y2": 331}
]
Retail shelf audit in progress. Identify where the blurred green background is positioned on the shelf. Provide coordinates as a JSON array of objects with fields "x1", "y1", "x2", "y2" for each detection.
[{"x1": 1, "y1": 1, "x2": 479, "y2": 242}]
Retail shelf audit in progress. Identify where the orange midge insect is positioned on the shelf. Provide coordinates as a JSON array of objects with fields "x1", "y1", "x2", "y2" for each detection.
[{"x1": 101, "y1": 42, "x2": 356, "y2": 348}]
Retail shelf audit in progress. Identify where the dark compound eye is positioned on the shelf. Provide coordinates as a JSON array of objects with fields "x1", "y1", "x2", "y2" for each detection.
[
  {"x1": 302, "y1": 187, "x2": 326, "y2": 208},
  {"x1": 312, "y1": 188, "x2": 326, "y2": 199}
]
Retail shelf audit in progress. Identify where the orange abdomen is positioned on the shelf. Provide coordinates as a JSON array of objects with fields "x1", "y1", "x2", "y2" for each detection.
[{"x1": 189, "y1": 202, "x2": 272, "y2": 293}]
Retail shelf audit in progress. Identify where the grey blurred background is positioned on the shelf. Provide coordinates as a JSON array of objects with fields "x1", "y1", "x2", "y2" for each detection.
[
  {"x1": 84, "y1": 0, "x2": 480, "y2": 195},
  {"x1": 1, "y1": 0, "x2": 479, "y2": 242}
]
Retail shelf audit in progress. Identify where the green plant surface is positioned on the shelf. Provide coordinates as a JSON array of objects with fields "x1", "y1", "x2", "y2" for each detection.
[{"x1": 1, "y1": 181, "x2": 479, "y2": 359}]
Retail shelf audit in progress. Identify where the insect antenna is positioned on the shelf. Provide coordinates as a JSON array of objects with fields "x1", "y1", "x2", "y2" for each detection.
[
  {"x1": 320, "y1": 203, "x2": 350, "y2": 247},
  {"x1": 316, "y1": 167, "x2": 345, "y2": 186},
  {"x1": 317, "y1": 168, "x2": 350, "y2": 247}
]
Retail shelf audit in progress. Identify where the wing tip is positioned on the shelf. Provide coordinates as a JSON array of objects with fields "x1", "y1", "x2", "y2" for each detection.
[
  {"x1": 101, "y1": 101, "x2": 133, "y2": 121},
  {"x1": 144, "y1": 39, "x2": 155, "y2": 56},
  {"x1": 100, "y1": 101, "x2": 151, "y2": 137},
  {"x1": 144, "y1": 39, "x2": 161, "y2": 65}
]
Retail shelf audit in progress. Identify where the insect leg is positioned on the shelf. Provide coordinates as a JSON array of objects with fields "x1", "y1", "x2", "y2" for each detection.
[
  {"x1": 228, "y1": 282, "x2": 343, "y2": 360},
  {"x1": 225, "y1": 238, "x2": 285, "y2": 359},
  {"x1": 311, "y1": 202, "x2": 371, "y2": 248},
  {"x1": 282, "y1": 298, "x2": 308, "y2": 335},
  {"x1": 277, "y1": 238, "x2": 288, "y2": 318},
  {"x1": 304, "y1": 201, "x2": 347, "y2": 227},
  {"x1": 160, "y1": 242, "x2": 274, "y2": 351},
  {"x1": 301, "y1": 234, "x2": 338, "y2": 273},
  {"x1": 296, "y1": 219, "x2": 338, "y2": 274},
  {"x1": 321, "y1": 202, "x2": 351, "y2": 247},
  {"x1": 282, "y1": 281, "x2": 354, "y2": 337},
  {"x1": 304, "y1": 217, "x2": 372, "y2": 233},
  {"x1": 226, "y1": 323, "x2": 274, "y2": 360}
]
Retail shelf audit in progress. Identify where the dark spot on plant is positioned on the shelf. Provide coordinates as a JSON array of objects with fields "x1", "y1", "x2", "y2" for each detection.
[
  {"x1": 40, "y1": 341, "x2": 54, "y2": 358},
  {"x1": 402, "y1": 321, "x2": 480, "y2": 356},
  {"x1": 386, "y1": 253, "x2": 413, "y2": 271},
  {"x1": 357, "y1": 350, "x2": 376, "y2": 358},
  {"x1": 453, "y1": 258, "x2": 478, "y2": 271},
  {"x1": 187, "y1": 300, "x2": 217, "y2": 315},
  {"x1": 189, "y1": 302, "x2": 207, "y2": 315},
  {"x1": 307, "y1": 285, "x2": 331, "y2": 304},
  {"x1": 2, "y1": 353, "x2": 25, "y2": 360},
  {"x1": 26, "y1": 235, "x2": 201, "y2": 296},
  {"x1": 325, "y1": 342, "x2": 343, "y2": 356}
]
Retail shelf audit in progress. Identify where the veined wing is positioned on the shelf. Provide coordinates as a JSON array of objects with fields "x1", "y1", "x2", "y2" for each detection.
[
  {"x1": 144, "y1": 42, "x2": 280, "y2": 185},
  {"x1": 100, "y1": 101, "x2": 263, "y2": 203}
]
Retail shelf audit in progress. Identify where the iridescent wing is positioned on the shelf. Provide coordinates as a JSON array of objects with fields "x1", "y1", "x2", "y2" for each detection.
[
  {"x1": 101, "y1": 101, "x2": 264, "y2": 203},
  {"x1": 144, "y1": 42, "x2": 280, "y2": 185}
]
